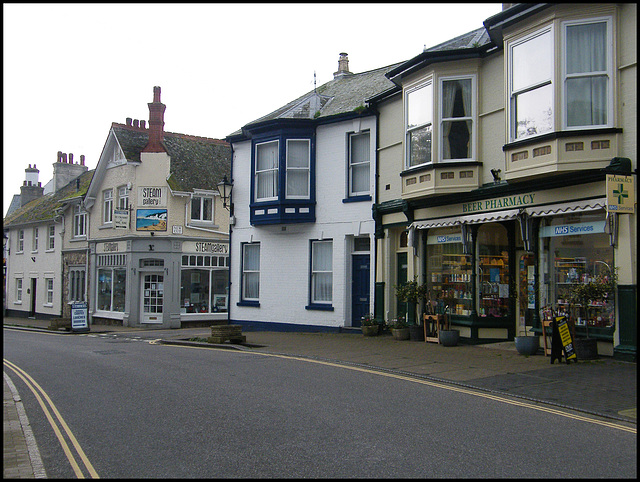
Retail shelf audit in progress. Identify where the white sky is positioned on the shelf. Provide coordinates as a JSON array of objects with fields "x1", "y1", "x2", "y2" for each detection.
[{"x1": 3, "y1": 3, "x2": 502, "y2": 215}]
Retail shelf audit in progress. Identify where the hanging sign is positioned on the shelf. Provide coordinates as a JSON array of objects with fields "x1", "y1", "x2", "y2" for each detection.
[
  {"x1": 113, "y1": 209, "x2": 129, "y2": 229},
  {"x1": 606, "y1": 174, "x2": 635, "y2": 214}
]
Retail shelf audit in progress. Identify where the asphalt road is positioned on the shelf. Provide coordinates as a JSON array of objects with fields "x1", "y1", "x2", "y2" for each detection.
[{"x1": 4, "y1": 329, "x2": 637, "y2": 478}]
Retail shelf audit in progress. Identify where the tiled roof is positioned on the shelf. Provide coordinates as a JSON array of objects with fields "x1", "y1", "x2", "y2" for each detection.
[
  {"x1": 230, "y1": 61, "x2": 403, "y2": 136},
  {"x1": 424, "y1": 26, "x2": 491, "y2": 52},
  {"x1": 111, "y1": 124, "x2": 232, "y2": 193},
  {"x1": 3, "y1": 170, "x2": 95, "y2": 227}
]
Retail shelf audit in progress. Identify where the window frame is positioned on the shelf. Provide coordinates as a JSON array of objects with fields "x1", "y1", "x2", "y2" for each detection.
[
  {"x1": 103, "y1": 189, "x2": 113, "y2": 224},
  {"x1": 240, "y1": 242, "x2": 260, "y2": 304},
  {"x1": 404, "y1": 79, "x2": 434, "y2": 169},
  {"x1": 45, "y1": 278, "x2": 54, "y2": 305},
  {"x1": 561, "y1": 16, "x2": 613, "y2": 131},
  {"x1": 32, "y1": 227, "x2": 38, "y2": 252},
  {"x1": 285, "y1": 139, "x2": 311, "y2": 200},
  {"x1": 16, "y1": 278, "x2": 23, "y2": 303},
  {"x1": 69, "y1": 267, "x2": 86, "y2": 302},
  {"x1": 309, "y1": 239, "x2": 333, "y2": 307},
  {"x1": 254, "y1": 140, "x2": 280, "y2": 202},
  {"x1": 118, "y1": 186, "x2": 129, "y2": 210},
  {"x1": 439, "y1": 75, "x2": 476, "y2": 162},
  {"x1": 508, "y1": 25, "x2": 554, "y2": 142},
  {"x1": 190, "y1": 194, "x2": 215, "y2": 223},
  {"x1": 73, "y1": 205, "x2": 86, "y2": 238},
  {"x1": 47, "y1": 225, "x2": 55, "y2": 251},
  {"x1": 348, "y1": 131, "x2": 371, "y2": 197},
  {"x1": 17, "y1": 230, "x2": 24, "y2": 253}
]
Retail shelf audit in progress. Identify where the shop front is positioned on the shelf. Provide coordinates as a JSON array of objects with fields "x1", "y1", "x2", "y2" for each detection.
[
  {"x1": 382, "y1": 178, "x2": 627, "y2": 354},
  {"x1": 89, "y1": 238, "x2": 229, "y2": 328}
]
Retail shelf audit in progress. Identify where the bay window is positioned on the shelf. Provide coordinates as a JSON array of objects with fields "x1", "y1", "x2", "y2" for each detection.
[
  {"x1": 441, "y1": 77, "x2": 474, "y2": 160},
  {"x1": 563, "y1": 18, "x2": 611, "y2": 129},
  {"x1": 405, "y1": 81, "x2": 433, "y2": 168},
  {"x1": 509, "y1": 26, "x2": 554, "y2": 140}
]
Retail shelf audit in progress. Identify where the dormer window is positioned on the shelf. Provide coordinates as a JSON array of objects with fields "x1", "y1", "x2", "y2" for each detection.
[{"x1": 191, "y1": 195, "x2": 214, "y2": 223}]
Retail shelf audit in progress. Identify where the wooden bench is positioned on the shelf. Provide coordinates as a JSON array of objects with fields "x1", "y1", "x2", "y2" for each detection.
[{"x1": 208, "y1": 324, "x2": 246, "y2": 344}]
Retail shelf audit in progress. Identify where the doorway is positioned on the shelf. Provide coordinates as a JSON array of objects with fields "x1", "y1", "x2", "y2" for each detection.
[
  {"x1": 141, "y1": 273, "x2": 164, "y2": 324},
  {"x1": 351, "y1": 254, "x2": 370, "y2": 327},
  {"x1": 516, "y1": 251, "x2": 535, "y2": 336},
  {"x1": 29, "y1": 278, "x2": 37, "y2": 318}
]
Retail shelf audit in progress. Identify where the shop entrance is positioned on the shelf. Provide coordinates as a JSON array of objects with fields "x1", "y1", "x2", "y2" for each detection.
[
  {"x1": 141, "y1": 273, "x2": 164, "y2": 324},
  {"x1": 517, "y1": 251, "x2": 535, "y2": 336}
]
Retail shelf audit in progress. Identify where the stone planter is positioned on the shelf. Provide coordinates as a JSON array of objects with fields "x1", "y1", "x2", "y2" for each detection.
[
  {"x1": 439, "y1": 329, "x2": 459, "y2": 346},
  {"x1": 574, "y1": 338, "x2": 598, "y2": 360},
  {"x1": 409, "y1": 325, "x2": 424, "y2": 341},
  {"x1": 515, "y1": 335, "x2": 540, "y2": 356},
  {"x1": 361, "y1": 324, "x2": 379, "y2": 337},
  {"x1": 391, "y1": 327, "x2": 410, "y2": 341}
]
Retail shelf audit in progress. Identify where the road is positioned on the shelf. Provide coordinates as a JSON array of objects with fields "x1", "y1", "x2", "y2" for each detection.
[{"x1": 3, "y1": 328, "x2": 637, "y2": 478}]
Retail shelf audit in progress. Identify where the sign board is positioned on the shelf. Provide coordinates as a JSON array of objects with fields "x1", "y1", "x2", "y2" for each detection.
[
  {"x1": 113, "y1": 209, "x2": 129, "y2": 229},
  {"x1": 71, "y1": 302, "x2": 89, "y2": 332},
  {"x1": 606, "y1": 174, "x2": 635, "y2": 213},
  {"x1": 550, "y1": 316, "x2": 577, "y2": 364},
  {"x1": 139, "y1": 186, "x2": 167, "y2": 207},
  {"x1": 182, "y1": 241, "x2": 229, "y2": 255}
]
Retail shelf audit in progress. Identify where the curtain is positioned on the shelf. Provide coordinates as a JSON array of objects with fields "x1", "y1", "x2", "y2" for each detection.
[
  {"x1": 566, "y1": 22, "x2": 607, "y2": 126},
  {"x1": 312, "y1": 241, "x2": 332, "y2": 302},
  {"x1": 441, "y1": 81, "x2": 456, "y2": 159},
  {"x1": 286, "y1": 140, "x2": 309, "y2": 197},
  {"x1": 350, "y1": 133, "x2": 370, "y2": 194}
]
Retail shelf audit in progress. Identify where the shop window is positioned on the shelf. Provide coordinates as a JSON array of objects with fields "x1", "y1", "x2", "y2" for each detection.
[
  {"x1": 97, "y1": 268, "x2": 126, "y2": 312},
  {"x1": 538, "y1": 211, "x2": 614, "y2": 329},
  {"x1": 426, "y1": 227, "x2": 472, "y2": 315},
  {"x1": 180, "y1": 254, "x2": 229, "y2": 313},
  {"x1": 477, "y1": 224, "x2": 510, "y2": 318}
]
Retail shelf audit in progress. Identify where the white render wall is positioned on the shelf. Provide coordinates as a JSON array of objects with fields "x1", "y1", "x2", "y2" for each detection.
[{"x1": 230, "y1": 116, "x2": 377, "y2": 328}]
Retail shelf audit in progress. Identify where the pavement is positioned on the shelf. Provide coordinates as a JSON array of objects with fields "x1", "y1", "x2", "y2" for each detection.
[{"x1": 4, "y1": 316, "x2": 637, "y2": 478}]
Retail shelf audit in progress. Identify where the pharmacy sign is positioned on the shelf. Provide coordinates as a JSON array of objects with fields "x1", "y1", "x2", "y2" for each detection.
[{"x1": 606, "y1": 174, "x2": 635, "y2": 214}]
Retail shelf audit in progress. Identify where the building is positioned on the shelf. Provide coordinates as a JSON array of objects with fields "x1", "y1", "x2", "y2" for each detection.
[
  {"x1": 4, "y1": 158, "x2": 93, "y2": 320},
  {"x1": 226, "y1": 54, "x2": 402, "y2": 331},
  {"x1": 83, "y1": 87, "x2": 232, "y2": 328},
  {"x1": 370, "y1": 3, "x2": 636, "y2": 359}
]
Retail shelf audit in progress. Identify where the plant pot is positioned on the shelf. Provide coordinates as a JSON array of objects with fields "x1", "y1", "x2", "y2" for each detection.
[
  {"x1": 515, "y1": 335, "x2": 540, "y2": 356},
  {"x1": 439, "y1": 329, "x2": 459, "y2": 346},
  {"x1": 409, "y1": 325, "x2": 424, "y2": 341},
  {"x1": 361, "y1": 324, "x2": 379, "y2": 337},
  {"x1": 391, "y1": 327, "x2": 410, "y2": 341},
  {"x1": 574, "y1": 338, "x2": 598, "y2": 360}
]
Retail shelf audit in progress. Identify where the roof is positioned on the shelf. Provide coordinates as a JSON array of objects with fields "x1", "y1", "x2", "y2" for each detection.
[
  {"x1": 110, "y1": 124, "x2": 232, "y2": 193},
  {"x1": 3, "y1": 169, "x2": 95, "y2": 228},
  {"x1": 228, "y1": 61, "x2": 403, "y2": 138}
]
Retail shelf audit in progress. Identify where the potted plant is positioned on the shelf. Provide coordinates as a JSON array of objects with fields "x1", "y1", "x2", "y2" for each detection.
[
  {"x1": 514, "y1": 328, "x2": 540, "y2": 356},
  {"x1": 360, "y1": 313, "x2": 380, "y2": 337},
  {"x1": 394, "y1": 277, "x2": 427, "y2": 340},
  {"x1": 387, "y1": 316, "x2": 410, "y2": 341},
  {"x1": 567, "y1": 269, "x2": 617, "y2": 360},
  {"x1": 438, "y1": 295, "x2": 459, "y2": 346}
]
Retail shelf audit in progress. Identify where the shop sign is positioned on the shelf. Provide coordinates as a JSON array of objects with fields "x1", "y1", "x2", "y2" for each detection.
[
  {"x1": 182, "y1": 241, "x2": 229, "y2": 254},
  {"x1": 462, "y1": 193, "x2": 535, "y2": 214},
  {"x1": 139, "y1": 186, "x2": 167, "y2": 207},
  {"x1": 606, "y1": 174, "x2": 635, "y2": 214},
  {"x1": 97, "y1": 241, "x2": 126, "y2": 253},
  {"x1": 71, "y1": 302, "x2": 89, "y2": 332},
  {"x1": 113, "y1": 209, "x2": 129, "y2": 229},
  {"x1": 539, "y1": 221, "x2": 606, "y2": 238},
  {"x1": 427, "y1": 233, "x2": 462, "y2": 245}
]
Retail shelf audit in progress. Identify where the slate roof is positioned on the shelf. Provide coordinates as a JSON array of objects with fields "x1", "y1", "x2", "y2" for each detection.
[
  {"x1": 424, "y1": 26, "x2": 491, "y2": 52},
  {"x1": 4, "y1": 169, "x2": 95, "y2": 227},
  {"x1": 229, "y1": 61, "x2": 403, "y2": 137},
  {"x1": 111, "y1": 124, "x2": 232, "y2": 193}
]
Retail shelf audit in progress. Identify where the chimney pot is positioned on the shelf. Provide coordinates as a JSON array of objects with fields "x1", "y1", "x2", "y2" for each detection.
[
  {"x1": 133, "y1": 119, "x2": 139, "y2": 128},
  {"x1": 69, "y1": 153, "x2": 74, "y2": 164},
  {"x1": 333, "y1": 52, "x2": 352, "y2": 79},
  {"x1": 38, "y1": 182, "x2": 41, "y2": 187},
  {"x1": 126, "y1": 117, "x2": 132, "y2": 126},
  {"x1": 62, "y1": 153, "x2": 67, "y2": 163},
  {"x1": 57, "y1": 151, "x2": 62, "y2": 163},
  {"x1": 140, "y1": 120, "x2": 146, "y2": 129},
  {"x1": 80, "y1": 155, "x2": 85, "y2": 166}
]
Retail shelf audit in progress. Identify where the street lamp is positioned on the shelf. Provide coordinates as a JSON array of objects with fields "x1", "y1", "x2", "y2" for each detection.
[{"x1": 217, "y1": 175, "x2": 233, "y2": 210}]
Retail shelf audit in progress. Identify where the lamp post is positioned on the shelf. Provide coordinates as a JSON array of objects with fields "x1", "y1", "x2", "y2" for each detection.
[{"x1": 217, "y1": 175, "x2": 233, "y2": 211}]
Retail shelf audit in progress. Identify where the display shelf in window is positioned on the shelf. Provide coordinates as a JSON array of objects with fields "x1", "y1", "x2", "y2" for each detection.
[
  {"x1": 478, "y1": 253, "x2": 509, "y2": 317},
  {"x1": 427, "y1": 253, "x2": 473, "y2": 316}
]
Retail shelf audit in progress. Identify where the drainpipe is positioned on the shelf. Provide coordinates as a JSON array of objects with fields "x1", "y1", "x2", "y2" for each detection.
[{"x1": 226, "y1": 144, "x2": 234, "y2": 325}]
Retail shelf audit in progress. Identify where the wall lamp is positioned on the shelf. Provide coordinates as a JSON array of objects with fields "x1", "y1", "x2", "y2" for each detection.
[{"x1": 217, "y1": 175, "x2": 233, "y2": 211}]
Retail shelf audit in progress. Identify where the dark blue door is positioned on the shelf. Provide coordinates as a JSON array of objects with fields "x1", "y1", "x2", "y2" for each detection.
[{"x1": 352, "y1": 255, "x2": 370, "y2": 327}]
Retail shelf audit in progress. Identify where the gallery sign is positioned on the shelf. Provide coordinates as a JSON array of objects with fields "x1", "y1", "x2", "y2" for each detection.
[
  {"x1": 139, "y1": 186, "x2": 167, "y2": 207},
  {"x1": 183, "y1": 241, "x2": 229, "y2": 255}
]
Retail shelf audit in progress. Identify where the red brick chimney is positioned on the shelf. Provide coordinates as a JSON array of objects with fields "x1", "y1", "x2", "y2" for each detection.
[{"x1": 143, "y1": 86, "x2": 167, "y2": 153}]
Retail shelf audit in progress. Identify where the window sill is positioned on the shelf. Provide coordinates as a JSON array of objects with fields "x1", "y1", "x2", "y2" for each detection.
[
  {"x1": 237, "y1": 300, "x2": 260, "y2": 308},
  {"x1": 71, "y1": 237, "x2": 87, "y2": 242},
  {"x1": 98, "y1": 224, "x2": 113, "y2": 230},
  {"x1": 305, "y1": 303, "x2": 334, "y2": 311},
  {"x1": 343, "y1": 195, "x2": 372, "y2": 203},
  {"x1": 400, "y1": 160, "x2": 481, "y2": 177}
]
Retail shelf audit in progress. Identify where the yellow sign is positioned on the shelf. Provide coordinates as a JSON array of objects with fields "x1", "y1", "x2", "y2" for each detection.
[
  {"x1": 606, "y1": 174, "x2": 635, "y2": 214},
  {"x1": 556, "y1": 316, "x2": 577, "y2": 361}
]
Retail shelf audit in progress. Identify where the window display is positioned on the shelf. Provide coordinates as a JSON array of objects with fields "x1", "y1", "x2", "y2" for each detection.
[{"x1": 181, "y1": 254, "x2": 229, "y2": 313}]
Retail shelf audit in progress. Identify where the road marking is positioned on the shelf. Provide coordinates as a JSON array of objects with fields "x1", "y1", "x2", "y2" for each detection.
[
  {"x1": 3, "y1": 359, "x2": 100, "y2": 478},
  {"x1": 154, "y1": 343, "x2": 637, "y2": 434}
]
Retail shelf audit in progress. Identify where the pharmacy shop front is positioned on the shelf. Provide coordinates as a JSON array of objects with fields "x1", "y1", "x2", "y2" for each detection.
[{"x1": 400, "y1": 182, "x2": 624, "y2": 354}]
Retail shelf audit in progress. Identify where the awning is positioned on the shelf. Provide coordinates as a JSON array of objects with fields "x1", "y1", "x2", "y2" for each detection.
[
  {"x1": 411, "y1": 208, "x2": 521, "y2": 230},
  {"x1": 526, "y1": 198, "x2": 607, "y2": 217}
]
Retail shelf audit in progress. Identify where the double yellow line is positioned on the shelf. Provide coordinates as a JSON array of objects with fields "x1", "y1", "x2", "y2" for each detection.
[{"x1": 3, "y1": 359, "x2": 99, "y2": 479}]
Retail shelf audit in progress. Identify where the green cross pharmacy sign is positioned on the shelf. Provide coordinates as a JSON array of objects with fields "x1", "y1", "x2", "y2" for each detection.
[{"x1": 606, "y1": 174, "x2": 635, "y2": 214}]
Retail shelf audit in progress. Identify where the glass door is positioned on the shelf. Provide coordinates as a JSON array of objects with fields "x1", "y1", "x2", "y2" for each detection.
[{"x1": 141, "y1": 273, "x2": 163, "y2": 324}]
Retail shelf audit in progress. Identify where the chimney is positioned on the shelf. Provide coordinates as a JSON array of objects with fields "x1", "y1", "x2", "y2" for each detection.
[
  {"x1": 333, "y1": 52, "x2": 352, "y2": 80},
  {"x1": 20, "y1": 164, "x2": 44, "y2": 206},
  {"x1": 143, "y1": 86, "x2": 167, "y2": 153},
  {"x1": 140, "y1": 120, "x2": 146, "y2": 129},
  {"x1": 52, "y1": 152, "x2": 88, "y2": 193},
  {"x1": 126, "y1": 117, "x2": 133, "y2": 126}
]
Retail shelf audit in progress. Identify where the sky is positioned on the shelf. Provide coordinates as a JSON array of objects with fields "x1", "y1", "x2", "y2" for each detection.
[{"x1": 3, "y1": 3, "x2": 503, "y2": 215}]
